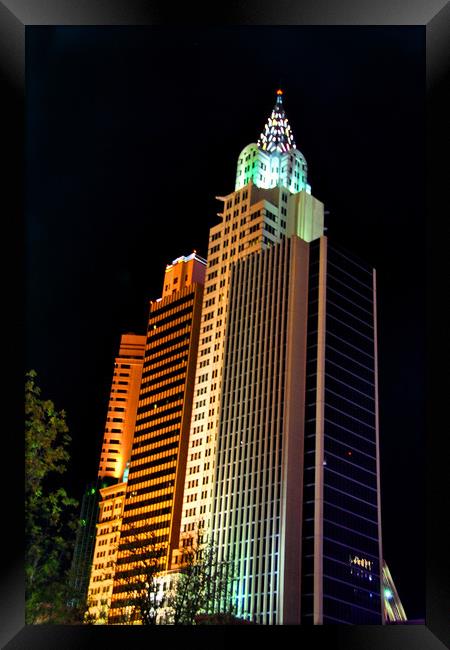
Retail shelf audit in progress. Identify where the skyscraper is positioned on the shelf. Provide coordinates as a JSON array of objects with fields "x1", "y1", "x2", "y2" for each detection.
[
  {"x1": 299, "y1": 237, "x2": 382, "y2": 625},
  {"x1": 71, "y1": 334, "x2": 145, "y2": 606},
  {"x1": 178, "y1": 91, "x2": 324, "y2": 556},
  {"x1": 108, "y1": 253, "x2": 205, "y2": 622},
  {"x1": 179, "y1": 90, "x2": 383, "y2": 624}
]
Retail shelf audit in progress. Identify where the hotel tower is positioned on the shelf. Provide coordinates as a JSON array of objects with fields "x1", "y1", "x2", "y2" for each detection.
[
  {"x1": 178, "y1": 90, "x2": 384, "y2": 624},
  {"x1": 108, "y1": 253, "x2": 206, "y2": 622}
]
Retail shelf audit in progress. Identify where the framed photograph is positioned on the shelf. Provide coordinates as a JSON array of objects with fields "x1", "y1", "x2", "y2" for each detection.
[{"x1": 2, "y1": 2, "x2": 448, "y2": 648}]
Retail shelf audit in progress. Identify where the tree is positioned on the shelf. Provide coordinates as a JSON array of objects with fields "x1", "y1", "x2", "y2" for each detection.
[
  {"x1": 161, "y1": 538, "x2": 237, "y2": 625},
  {"x1": 25, "y1": 370, "x2": 79, "y2": 623},
  {"x1": 83, "y1": 596, "x2": 109, "y2": 625},
  {"x1": 107, "y1": 524, "x2": 236, "y2": 625},
  {"x1": 107, "y1": 522, "x2": 167, "y2": 625}
]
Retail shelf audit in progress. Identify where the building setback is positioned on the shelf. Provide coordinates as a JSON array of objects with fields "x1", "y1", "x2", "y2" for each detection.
[{"x1": 108, "y1": 253, "x2": 205, "y2": 622}]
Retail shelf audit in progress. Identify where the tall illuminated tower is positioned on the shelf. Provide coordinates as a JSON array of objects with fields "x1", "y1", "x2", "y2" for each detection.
[
  {"x1": 108, "y1": 253, "x2": 205, "y2": 622},
  {"x1": 180, "y1": 90, "x2": 383, "y2": 625},
  {"x1": 177, "y1": 90, "x2": 323, "y2": 558}
]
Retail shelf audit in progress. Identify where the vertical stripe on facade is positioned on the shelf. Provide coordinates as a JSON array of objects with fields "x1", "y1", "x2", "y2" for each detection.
[{"x1": 313, "y1": 236, "x2": 327, "y2": 624}]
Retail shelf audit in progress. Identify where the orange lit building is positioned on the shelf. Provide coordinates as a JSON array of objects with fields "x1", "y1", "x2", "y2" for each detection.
[
  {"x1": 108, "y1": 253, "x2": 206, "y2": 623},
  {"x1": 77, "y1": 333, "x2": 145, "y2": 610},
  {"x1": 98, "y1": 333, "x2": 146, "y2": 480}
]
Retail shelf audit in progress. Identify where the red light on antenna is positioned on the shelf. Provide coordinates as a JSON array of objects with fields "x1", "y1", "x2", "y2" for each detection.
[
  {"x1": 276, "y1": 89, "x2": 283, "y2": 96},
  {"x1": 347, "y1": 451, "x2": 352, "y2": 456}
]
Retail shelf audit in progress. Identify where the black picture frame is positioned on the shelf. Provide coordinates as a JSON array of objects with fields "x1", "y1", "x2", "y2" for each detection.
[{"x1": 1, "y1": 1, "x2": 448, "y2": 648}]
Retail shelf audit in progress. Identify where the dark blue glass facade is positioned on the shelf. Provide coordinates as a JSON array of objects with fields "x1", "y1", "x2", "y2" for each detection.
[{"x1": 302, "y1": 239, "x2": 382, "y2": 624}]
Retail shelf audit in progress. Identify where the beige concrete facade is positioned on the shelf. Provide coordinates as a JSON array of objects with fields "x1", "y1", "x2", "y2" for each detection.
[{"x1": 178, "y1": 180, "x2": 324, "y2": 560}]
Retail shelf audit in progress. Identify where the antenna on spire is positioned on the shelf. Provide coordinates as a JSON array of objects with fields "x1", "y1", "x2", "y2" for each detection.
[
  {"x1": 257, "y1": 87, "x2": 295, "y2": 153},
  {"x1": 276, "y1": 80, "x2": 284, "y2": 105}
]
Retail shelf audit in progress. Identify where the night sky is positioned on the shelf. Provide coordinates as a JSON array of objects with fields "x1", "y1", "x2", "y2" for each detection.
[{"x1": 26, "y1": 26, "x2": 425, "y2": 620}]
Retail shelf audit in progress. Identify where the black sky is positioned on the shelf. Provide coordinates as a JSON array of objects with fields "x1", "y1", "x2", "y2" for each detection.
[{"x1": 26, "y1": 26, "x2": 425, "y2": 620}]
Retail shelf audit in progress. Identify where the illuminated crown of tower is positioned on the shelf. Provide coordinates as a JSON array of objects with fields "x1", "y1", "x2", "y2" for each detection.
[
  {"x1": 235, "y1": 89, "x2": 311, "y2": 195},
  {"x1": 257, "y1": 89, "x2": 296, "y2": 153}
]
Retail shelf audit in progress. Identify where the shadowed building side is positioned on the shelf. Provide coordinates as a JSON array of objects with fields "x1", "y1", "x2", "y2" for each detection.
[{"x1": 85, "y1": 481, "x2": 127, "y2": 623}]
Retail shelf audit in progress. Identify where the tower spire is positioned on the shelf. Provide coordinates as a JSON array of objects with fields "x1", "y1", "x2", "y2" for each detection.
[
  {"x1": 235, "y1": 90, "x2": 310, "y2": 195},
  {"x1": 257, "y1": 89, "x2": 296, "y2": 153}
]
